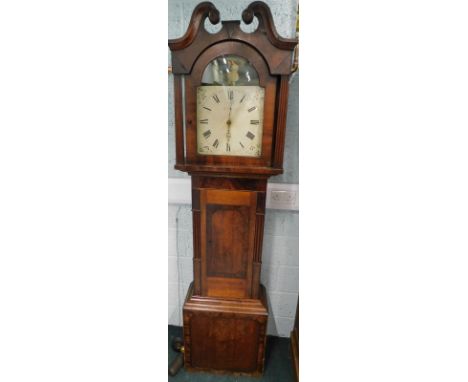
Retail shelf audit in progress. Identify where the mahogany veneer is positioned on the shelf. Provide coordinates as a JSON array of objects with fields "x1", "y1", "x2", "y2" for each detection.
[
  {"x1": 183, "y1": 283, "x2": 268, "y2": 376},
  {"x1": 168, "y1": 1, "x2": 297, "y2": 375},
  {"x1": 290, "y1": 299, "x2": 299, "y2": 382}
]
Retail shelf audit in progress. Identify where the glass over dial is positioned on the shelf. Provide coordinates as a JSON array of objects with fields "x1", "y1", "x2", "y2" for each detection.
[{"x1": 196, "y1": 55, "x2": 265, "y2": 158}]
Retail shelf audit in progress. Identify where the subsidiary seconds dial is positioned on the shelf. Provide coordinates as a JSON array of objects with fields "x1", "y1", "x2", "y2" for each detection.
[{"x1": 196, "y1": 86, "x2": 264, "y2": 157}]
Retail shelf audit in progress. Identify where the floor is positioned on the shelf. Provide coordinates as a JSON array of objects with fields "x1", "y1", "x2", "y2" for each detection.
[{"x1": 168, "y1": 325, "x2": 295, "y2": 382}]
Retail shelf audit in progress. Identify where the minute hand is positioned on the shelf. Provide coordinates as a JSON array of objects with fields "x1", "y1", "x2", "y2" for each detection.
[
  {"x1": 228, "y1": 90, "x2": 233, "y2": 121},
  {"x1": 226, "y1": 102, "x2": 232, "y2": 141},
  {"x1": 226, "y1": 91, "x2": 234, "y2": 139}
]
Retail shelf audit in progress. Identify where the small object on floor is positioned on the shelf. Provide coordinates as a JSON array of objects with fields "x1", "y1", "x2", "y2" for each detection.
[{"x1": 168, "y1": 337, "x2": 184, "y2": 376}]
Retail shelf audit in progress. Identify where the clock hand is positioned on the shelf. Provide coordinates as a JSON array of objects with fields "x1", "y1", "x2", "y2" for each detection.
[
  {"x1": 226, "y1": 92, "x2": 233, "y2": 142},
  {"x1": 226, "y1": 113, "x2": 232, "y2": 142},
  {"x1": 228, "y1": 92, "x2": 233, "y2": 122}
]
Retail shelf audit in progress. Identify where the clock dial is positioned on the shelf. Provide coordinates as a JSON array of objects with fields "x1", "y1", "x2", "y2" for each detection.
[{"x1": 197, "y1": 85, "x2": 264, "y2": 157}]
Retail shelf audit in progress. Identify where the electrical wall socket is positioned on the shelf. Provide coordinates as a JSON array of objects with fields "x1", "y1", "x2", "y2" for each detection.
[
  {"x1": 267, "y1": 185, "x2": 299, "y2": 210},
  {"x1": 271, "y1": 190, "x2": 296, "y2": 203}
]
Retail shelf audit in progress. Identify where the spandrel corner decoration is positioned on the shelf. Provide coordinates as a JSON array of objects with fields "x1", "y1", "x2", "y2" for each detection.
[{"x1": 168, "y1": 1, "x2": 297, "y2": 376}]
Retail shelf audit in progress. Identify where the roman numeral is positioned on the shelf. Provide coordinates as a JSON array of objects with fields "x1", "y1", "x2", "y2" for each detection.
[
  {"x1": 239, "y1": 142, "x2": 245, "y2": 148},
  {"x1": 203, "y1": 130, "x2": 211, "y2": 139},
  {"x1": 250, "y1": 120, "x2": 259, "y2": 125},
  {"x1": 240, "y1": 95, "x2": 245, "y2": 103},
  {"x1": 246, "y1": 131, "x2": 255, "y2": 140},
  {"x1": 226, "y1": 143, "x2": 230, "y2": 152},
  {"x1": 199, "y1": 119, "x2": 208, "y2": 124},
  {"x1": 213, "y1": 139, "x2": 219, "y2": 148},
  {"x1": 228, "y1": 90, "x2": 233, "y2": 101},
  {"x1": 203, "y1": 106, "x2": 212, "y2": 111},
  {"x1": 212, "y1": 94, "x2": 220, "y2": 103},
  {"x1": 248, "y1": 106, "x2": 256, "y2": 112}
]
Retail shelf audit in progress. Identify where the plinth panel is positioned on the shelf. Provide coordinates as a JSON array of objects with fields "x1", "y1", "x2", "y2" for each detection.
[
  {"x1": 190, "y1": 315, "x2": 259, "y2": 371},
  {"x1": 183, "y1": 283, "x2": 268, "y2": 376}
]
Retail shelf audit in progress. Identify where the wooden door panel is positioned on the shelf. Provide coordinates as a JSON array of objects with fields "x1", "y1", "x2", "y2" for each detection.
[
  {"x1": 206, "y1": 205, "x2": 249, "y2": 278},
  {"x1": 200, "y1": 189, "x2": 257, "y2": 298}
]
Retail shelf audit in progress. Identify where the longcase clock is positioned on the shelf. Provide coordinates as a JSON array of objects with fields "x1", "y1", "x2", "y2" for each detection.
[{"x1": 168, "y1": 1, "x2": 297, "y2": 376}]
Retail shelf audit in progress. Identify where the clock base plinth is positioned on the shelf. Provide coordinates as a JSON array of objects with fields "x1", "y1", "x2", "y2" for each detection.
[{"x1": 182, "y1": 282, "x2": 269, "y2": 376}]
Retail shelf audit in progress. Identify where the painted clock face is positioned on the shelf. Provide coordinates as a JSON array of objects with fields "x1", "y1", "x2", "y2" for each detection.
[
  {"x1": 197, "y1": 86, "x2": 264, "y2": 157},
  {"x1": 196, "y1": 55, "x2": 264, "y2": 158}
]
